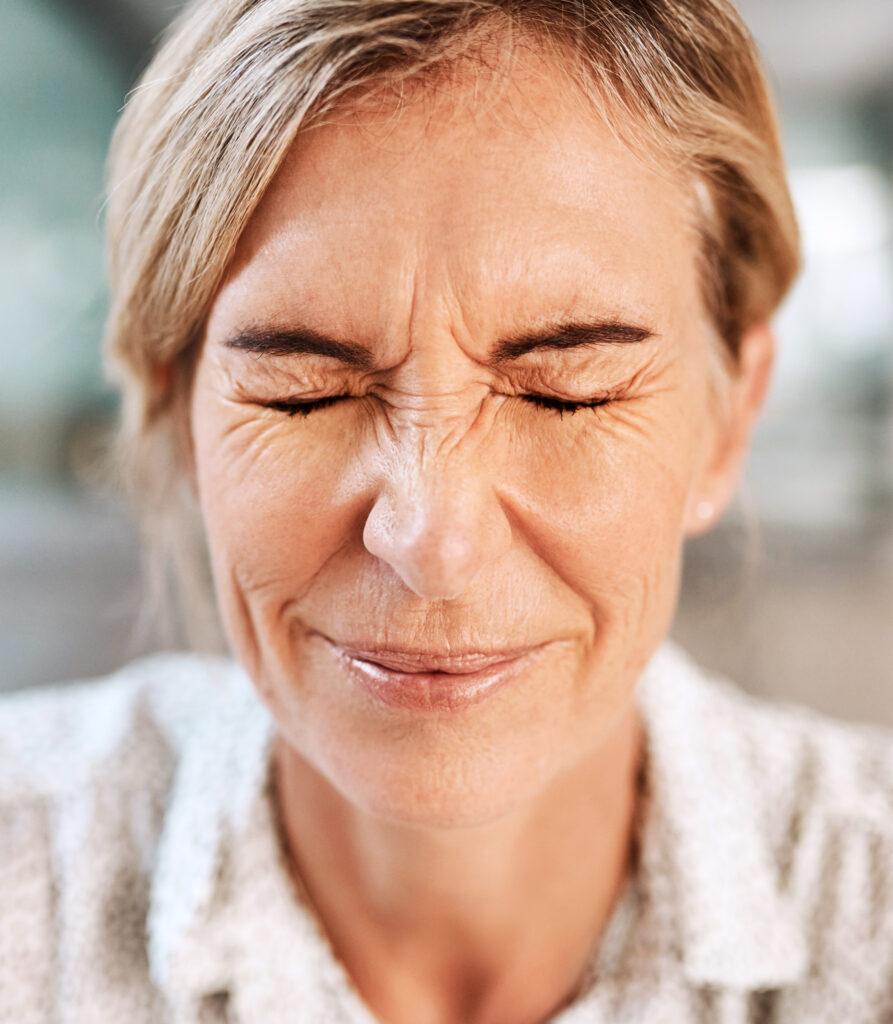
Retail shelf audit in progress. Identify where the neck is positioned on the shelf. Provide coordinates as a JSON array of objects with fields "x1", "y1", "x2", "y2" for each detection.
[{"x1": 273, "y1": 702, "x2": 643, "y2": 1024}]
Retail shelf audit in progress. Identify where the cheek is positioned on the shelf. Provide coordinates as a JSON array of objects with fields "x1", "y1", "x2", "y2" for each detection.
[
  {"x1": 190, "y1": 399, "x2": 367, "y2": 661},
  {"x1": 506, "y1": 397, "x2": 699, "y2": 632}
]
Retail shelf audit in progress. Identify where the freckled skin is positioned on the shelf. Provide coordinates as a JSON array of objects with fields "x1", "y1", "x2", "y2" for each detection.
[{"x1": 189, "y1": 44, "x2": 772, "y2": 1024}]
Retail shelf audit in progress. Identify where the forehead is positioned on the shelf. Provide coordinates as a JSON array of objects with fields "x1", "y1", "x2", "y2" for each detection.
[{"x1": 211, "y1": 42, "x2": 701, "y2": 346}]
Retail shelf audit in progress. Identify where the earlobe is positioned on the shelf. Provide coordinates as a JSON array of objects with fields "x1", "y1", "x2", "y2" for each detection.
[
  {"x1": 683, "y1": 494, "x2": 719, "y2": 537},
  {"x1": 684, "y1": 322, "x2": 775, "y2": 537}
]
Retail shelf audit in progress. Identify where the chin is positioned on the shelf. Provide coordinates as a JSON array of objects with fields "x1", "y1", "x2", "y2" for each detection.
[
  {"x1": 270, "y1": 637, "x2": 631, "y2": 831},
  {"x1": 303, "y1": 719, "x2": 564, "y2": 830}
]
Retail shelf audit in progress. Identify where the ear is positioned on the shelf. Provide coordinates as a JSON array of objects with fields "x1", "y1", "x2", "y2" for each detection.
[{"x1": 684, "y1": 322, "x2": 774, "y2": 536}]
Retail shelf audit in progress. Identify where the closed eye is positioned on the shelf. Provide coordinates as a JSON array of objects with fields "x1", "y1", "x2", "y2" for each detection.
[
  {"x1": 520, "y1": 393, "x2": 613, "y2": 416},
  {"x1": 263, "y1": 395, "x2": 350, "y2": 417},
  {"x1": 263, "y1": 392, "x2": 614, "y2": 418}
]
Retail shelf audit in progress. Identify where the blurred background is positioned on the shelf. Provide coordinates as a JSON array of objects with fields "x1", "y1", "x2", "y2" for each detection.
[{"x1": 1, "y1": 0, "x2": 891, "y2": 724}]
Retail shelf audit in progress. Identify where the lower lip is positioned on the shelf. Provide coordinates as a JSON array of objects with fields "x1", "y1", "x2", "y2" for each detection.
[{"x1": 328, "y1": 646, "x2": 538, "y2": 713}]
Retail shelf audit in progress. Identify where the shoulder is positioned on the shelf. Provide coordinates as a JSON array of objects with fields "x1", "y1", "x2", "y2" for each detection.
[
  {"x1": 709, "y1": 660, "x2": 893, "y2": 961},
  {"x1": 645, "y1": 644, "x2": 893, "y2": 1010},
  {"x1": 676, "y1": 647, "x2": 892, "y2": 843},
  {"x1": 0, "y1": 652, "x2": 241, "y2": 803},
  {"x1": 0, "y1": 653, "x2": 245, "y2": 1022},
  {"x1": 646, "y1": 643, "x2": 893, "y2": 834}
]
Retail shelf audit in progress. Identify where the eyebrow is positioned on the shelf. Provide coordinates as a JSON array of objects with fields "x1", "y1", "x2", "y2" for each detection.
[
  {"x1": 224, "y1": 326, "x2": 375, "y2": 367},
  {"x1": 223, "y1": 318, "x2": 654, "y2": 367},
  {"x1": 490, "y1": 320, "x2": 654, "y2": 361}
]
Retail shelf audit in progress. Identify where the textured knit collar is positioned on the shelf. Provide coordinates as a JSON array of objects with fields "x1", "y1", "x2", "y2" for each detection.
[
  {"x1": 634, "y1": 644, "x2": 808, "y2": 989},
  {"x1": 146, "y1": 643, "x2": 808, "y2": 1019}
]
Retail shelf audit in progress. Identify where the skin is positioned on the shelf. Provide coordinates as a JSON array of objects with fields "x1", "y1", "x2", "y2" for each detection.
[{"x1": 189, "y1": 40, "x2": 773, "y2": 1024}]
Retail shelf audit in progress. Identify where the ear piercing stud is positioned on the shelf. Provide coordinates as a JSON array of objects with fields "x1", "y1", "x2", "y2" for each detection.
[{"x1": 695, "y1": 500, "x2": 715, "y2": 522}]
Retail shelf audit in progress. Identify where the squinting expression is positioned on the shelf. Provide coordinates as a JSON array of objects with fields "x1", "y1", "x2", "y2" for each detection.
[{"x1": 190, "y1": 46, "x2": 744, "y2": 826}]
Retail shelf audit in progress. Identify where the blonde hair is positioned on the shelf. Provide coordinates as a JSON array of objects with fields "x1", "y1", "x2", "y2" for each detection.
[{"x1": 103, "y1": 0, "x2": 799, "y2": 648}]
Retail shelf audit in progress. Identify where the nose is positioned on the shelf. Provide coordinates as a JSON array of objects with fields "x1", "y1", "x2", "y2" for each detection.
[{"x1": 362, "y1": 458, "x2": 513, "y2": 602}]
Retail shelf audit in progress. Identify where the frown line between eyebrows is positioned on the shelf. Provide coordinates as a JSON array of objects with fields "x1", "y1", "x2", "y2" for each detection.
[{"x1": 221, "y1": 318, "x2": 655, "y2": 368}]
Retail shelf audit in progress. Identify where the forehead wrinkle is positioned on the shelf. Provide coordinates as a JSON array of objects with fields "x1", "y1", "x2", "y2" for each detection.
[{"x1": 216, "y1": 34, "x2": 703, "y2": 391}]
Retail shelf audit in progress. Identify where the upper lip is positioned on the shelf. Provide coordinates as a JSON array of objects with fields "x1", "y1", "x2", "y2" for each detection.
[{"x1": 321, "y1": 638, "x2": 544, "y2": 674}]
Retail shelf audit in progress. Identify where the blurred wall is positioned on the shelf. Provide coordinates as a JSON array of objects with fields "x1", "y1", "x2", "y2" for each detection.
[
  {"x1": 675, "y1": 0, "x2": 893, "y2": 723},
  {"x1": 1, "y1": 0, "x2": 891, "y2": 726}
]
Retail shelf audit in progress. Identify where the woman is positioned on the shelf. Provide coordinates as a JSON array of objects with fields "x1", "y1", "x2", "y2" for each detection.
[{"x1": 2, "y1": 1, "x2": 891, "y2": 1022}]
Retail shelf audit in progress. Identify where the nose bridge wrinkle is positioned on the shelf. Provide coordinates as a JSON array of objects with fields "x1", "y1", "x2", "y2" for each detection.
[
  {"x1": 362, "y1": 402, "x2": 512, "y2": 602},
  {"x1": 380, "y1": 382, "x2": 492, "y2": 475},
  {"x1": 380, "y1": 425, "x2": 472, "y2": 520},
  {"x1": 417, "y1": 416, "x2": 469, "y2": 479}
]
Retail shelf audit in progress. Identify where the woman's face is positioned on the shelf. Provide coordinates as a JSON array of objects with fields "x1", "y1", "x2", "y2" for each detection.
[{"x1": 191, "y1": 48, "x2": 767, "y2": 826}]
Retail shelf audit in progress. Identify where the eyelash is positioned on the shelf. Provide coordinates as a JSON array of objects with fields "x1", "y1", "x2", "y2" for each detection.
[
  {"x1": 265, "y1": 396, "x2": 347, "y2": 417},
  {"x1": 520, "y1": 394, "x2": 612, "y2": 417},
  {"x1": 264, "y1": 393, "x2": 613, "y2": 418}
]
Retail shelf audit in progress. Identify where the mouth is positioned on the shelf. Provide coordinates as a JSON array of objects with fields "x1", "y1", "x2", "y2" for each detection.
[{"x1": 320, "y1": 637, "x2": 546, "y2": 713}]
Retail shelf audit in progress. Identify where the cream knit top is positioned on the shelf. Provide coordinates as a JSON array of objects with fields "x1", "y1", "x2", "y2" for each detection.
[{"x1": 1, "y1": 644, "x2": 891, "y2": 1023}]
